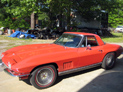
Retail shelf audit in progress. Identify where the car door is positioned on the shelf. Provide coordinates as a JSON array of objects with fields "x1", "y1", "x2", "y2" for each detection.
[{"x1": 77, "y1": 36, "x2": 104, "y2": 67}]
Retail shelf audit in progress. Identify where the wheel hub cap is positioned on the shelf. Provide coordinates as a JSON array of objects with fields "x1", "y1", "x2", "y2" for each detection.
[{"x1": 36, "y1": 68, "x2": 53, "y2": 86}]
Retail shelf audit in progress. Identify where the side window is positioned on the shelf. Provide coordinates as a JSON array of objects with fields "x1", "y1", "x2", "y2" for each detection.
[
  {"x1": 80, "y1": 36, "x2": 98, "y2": 47},
  {"x1": 87, "y1": 36, "x2": 98, "y2": 47}
]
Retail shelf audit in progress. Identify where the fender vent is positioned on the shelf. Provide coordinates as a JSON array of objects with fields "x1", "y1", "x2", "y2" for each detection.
[{"x1": 63, "y1": 61, "x2": 72, "y2": 70}]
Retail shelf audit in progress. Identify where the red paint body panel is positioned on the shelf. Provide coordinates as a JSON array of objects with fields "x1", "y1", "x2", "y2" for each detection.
[{"x1": 1, "y1": 32, "x2": 123, "y2": 78}]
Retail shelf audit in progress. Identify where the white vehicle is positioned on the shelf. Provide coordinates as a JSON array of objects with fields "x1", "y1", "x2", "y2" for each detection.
[
  {"x1": 0, "y1": 27, "x2": 4, "y2": 30},
  {"x1": 115, "y1": 26, "x2": 123, "y2": 32}
]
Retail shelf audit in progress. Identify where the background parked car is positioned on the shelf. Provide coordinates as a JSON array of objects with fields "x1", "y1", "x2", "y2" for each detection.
[{"x1": 114, "y1": 25, "x2": 123, "y2": 32}]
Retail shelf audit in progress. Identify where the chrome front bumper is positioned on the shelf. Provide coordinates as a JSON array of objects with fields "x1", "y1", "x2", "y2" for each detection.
[
  {"x1": 0, "y1": 62, "x2": 18, "y2": 77},
  {"x1": 0, "y1": 62, "x2": 29, "y2": 78}
]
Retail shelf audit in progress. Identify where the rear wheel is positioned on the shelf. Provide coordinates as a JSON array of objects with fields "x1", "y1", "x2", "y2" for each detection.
[
  {"x1": 102, "y1": 52, "x2": 116, "y2": 70},
  {"x1": 30, "y1": 65, "x2": 57, "y2": 89}
]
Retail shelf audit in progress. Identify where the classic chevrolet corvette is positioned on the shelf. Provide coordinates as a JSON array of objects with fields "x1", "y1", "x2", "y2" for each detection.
[{"x1": 0, "y1": 32, "x2": 123, "y2": 89}]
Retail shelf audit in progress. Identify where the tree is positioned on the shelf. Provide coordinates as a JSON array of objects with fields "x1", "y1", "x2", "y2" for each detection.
[
  {"x1": 0, "y1": 0, "x2": 44, "y2": 29},
  {"x1": 108, "y1": 0, "x2": 123, "y2": 27},
  {"x1": 48, "y1": 0, "x2": 123, "y2": 29},
  {"x1": 0, "y1": 0, "x2": 123, "y2": 29}
]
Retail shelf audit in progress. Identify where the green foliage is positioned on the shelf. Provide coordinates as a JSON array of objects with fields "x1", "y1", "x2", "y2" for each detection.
[
  {"x1": 0, "y1": 0, "x2": 42, "y2": 29},
  {"x1": 38, "y1": 13, "x2": 49, "y2": 28},
  {"x1": 108, "y1": 0, "x2": 123, "y2": 28},
  {"x1": 0, "y1": 0, "x2": 123, "y2": 29},
  {"x1": 48, "y1": 0, "x2": 123, "y2": 28}
]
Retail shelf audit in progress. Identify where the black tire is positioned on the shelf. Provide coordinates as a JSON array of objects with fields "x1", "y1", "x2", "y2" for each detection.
[
  {"x1": 30, "y1": 65, "x2": 57, "y2": 89},
  {"x1": 32, "y1": 30, "x2": 39, "y2": 37},
  {"x1": 37, "y1": 32, "x2": 43, "y2": 39},
  {"x1": 102, "y1": 52, "x2": 116, "y2": 70}
]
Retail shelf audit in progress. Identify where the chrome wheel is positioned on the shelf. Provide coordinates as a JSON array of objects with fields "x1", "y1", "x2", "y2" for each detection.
[
  {"x1": 30, "y1": 65, "x2": 57, "y2": 89},
  {"x1": 102, "y1": 52, "x2": 116, "y2": 70},
  {"x1": 106, "y1": 53, "x2": 115, "y2": 67},
  {"x1": 36, "y1": 68, "x2": 54, "y2": 86}
]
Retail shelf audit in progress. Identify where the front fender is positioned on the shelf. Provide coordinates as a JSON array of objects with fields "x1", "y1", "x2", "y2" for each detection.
[{"x1": 12, "y1": 49, "x2": 78, "y2": 73}]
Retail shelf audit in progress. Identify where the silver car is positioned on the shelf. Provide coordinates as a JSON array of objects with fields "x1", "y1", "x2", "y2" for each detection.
[{"x1": 115, "y1": 26, "x2": 123, "y2": 32}]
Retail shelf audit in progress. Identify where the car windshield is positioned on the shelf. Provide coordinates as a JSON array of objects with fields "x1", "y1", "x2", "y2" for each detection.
[{"x1": 54, "y1": 34, "x2": 82, "y2": 47}]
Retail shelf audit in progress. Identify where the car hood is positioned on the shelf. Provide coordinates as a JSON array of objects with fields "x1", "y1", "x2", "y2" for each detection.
[{"x1": 2, "y1": 43, "x2": 67, "y2": 61}]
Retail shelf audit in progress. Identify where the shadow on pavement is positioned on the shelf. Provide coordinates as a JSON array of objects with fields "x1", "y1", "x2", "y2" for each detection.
[
  {"x1": 22, "y1": 57, "x2": 123, "y2": 90},
  {"x1": 77, "y1": 57, "x2": 123, "y2": 92},
  {"x1": 23, "y1": 79, "x2": 32, "y2": 85},
  {"x1": 22, "y1": 64, "x2": 101, "y2": 86},
  {"x1": 0, "y1": 59, "x2": 2, "y2": 63},
  {"x1": 55, "y1": 66, "x2": 101, "y2": 85},
  {"x1": 22, "y1": 66, "x2": 101, "y2": 86},
  {"x1": 17, "y1": 54, "x2": 123, "y2": 91}
]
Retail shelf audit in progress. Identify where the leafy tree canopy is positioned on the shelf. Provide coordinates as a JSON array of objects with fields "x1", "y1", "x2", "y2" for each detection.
[{"x1": 0, "y1": 0, "x2": 122, "y2": 29}]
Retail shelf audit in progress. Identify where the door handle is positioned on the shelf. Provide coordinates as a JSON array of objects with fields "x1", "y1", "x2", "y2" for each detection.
[{"x1": 98, "y1": 50, "x2": 103, "y2": 53}]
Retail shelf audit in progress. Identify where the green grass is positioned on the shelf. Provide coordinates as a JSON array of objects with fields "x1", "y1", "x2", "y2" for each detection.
[
  {"x1": 0, "y1": 32, "x2": 123, "y2": 47},
  {"x1": 0, "y1": 35, "x2": 54, "y2": 50},
  {"x1": 101, "y1": 32, "x2": 123, "y2": 43},
  {"x1": 0, "y1": 35, "x2": 34, "y2": 50},
  {"x1": 0, "y1": 35, "x2": 33, "y2": 41}
]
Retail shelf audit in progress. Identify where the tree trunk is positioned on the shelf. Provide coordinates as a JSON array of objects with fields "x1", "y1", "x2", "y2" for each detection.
[
  {"x1": 35, "y1": 14, "x2": 38, "y2": 26},
  {"x1": 31, "y1": 12, "x2": 35, "y2": 29}
]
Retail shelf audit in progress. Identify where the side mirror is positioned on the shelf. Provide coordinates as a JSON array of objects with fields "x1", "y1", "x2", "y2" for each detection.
[{"x1": 86, "y1": 45, "x2": 91, "y2": 50}]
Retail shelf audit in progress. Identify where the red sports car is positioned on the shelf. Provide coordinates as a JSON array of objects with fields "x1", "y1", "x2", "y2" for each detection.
[{"x1": 0, "y1": 32, "x2": 123, "y2": 89}]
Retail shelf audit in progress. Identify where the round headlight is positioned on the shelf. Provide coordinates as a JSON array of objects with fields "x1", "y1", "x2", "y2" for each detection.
[{"x1": 8, "y1": 62, "x2": 11, "y2": 69}]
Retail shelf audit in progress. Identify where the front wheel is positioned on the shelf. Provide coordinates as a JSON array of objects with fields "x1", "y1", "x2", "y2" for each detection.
[
  {"x1": 30, "y1": 65, "x2": 57, "y2": 89},
  {"x1": 102, "y1": 52, "x2": 116, "y2": 70}
]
